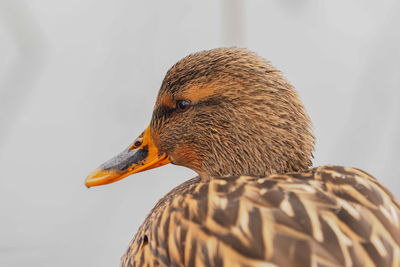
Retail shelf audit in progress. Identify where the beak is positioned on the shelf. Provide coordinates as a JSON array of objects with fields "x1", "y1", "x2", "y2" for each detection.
[{"x1": 85, "y1": 125, "x2": 170, "y2": 187}]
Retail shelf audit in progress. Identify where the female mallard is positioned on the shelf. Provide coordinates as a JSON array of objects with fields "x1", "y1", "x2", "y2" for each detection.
[{"x1": 85, "y1": 48, "x2": 400, "y2": 266}]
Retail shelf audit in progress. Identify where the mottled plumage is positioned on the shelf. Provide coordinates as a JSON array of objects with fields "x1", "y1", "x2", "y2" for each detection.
[
  {"x1": 121, "y1": 166, "x2": 400, "y2": 266},
  {"x1": 85, "y1": 48, "x2": 400, "y2": 267}
]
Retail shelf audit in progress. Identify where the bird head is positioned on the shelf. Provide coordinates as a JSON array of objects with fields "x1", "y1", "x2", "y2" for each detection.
[{"x1": 85, "y1": 48, "x2": 314, "y2": 187}]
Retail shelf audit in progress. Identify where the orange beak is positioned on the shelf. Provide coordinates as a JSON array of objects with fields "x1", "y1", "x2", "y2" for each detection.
[{"x1": 85, "y1": 125, "x2": 170, "y2": 187}]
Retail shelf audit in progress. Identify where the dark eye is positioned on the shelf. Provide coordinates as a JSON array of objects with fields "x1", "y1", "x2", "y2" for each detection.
[{"x1": 176, "y1": 100, "x2": 191, "y2": 112}]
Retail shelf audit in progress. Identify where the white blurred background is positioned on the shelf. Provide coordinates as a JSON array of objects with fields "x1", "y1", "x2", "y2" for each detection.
[{"x1": 1, "y1": 1, "x2": 399, "y2": 266}]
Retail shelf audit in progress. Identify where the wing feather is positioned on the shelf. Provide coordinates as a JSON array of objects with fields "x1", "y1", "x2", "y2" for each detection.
[{"x1": 121, "y1": 166, "x2": 400, "y2": 267}]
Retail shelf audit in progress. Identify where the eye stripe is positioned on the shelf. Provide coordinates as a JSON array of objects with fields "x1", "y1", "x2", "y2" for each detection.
[
  {"x1": 153, "y1": 97, "x2": 223, "y2": 120},
  {"x1": 152, "y1": 105, "x2": 175, "y2": 123},
  {"x1": 152, "y1": 97, "x2": 226, "y2": 124},
  {"x1": 196, "y1": 98, "x2": 223, "y2": 107}
]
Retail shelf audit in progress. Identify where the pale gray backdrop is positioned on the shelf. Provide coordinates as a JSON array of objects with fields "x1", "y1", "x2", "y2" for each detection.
[{"x1": 1, "y1": 1, "x2": 399, "y2": 266}]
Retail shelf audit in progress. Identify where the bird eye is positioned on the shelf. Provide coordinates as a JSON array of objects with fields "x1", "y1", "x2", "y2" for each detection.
[{"x1": 176, "y1": 100, "x2": 191, "y2": 112}]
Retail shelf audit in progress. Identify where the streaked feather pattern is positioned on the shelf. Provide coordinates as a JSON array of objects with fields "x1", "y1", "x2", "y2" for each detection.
[{"x1": 121, "y1": 165, "x2": 400, "y2": 267}]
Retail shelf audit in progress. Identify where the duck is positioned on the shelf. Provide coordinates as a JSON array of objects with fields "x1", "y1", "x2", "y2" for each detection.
[{"x1": 85, "y1": 47, "x2": 400, "y2": 267}]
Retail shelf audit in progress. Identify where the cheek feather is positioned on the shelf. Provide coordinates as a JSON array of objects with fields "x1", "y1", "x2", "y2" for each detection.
[
  {"x1": 170, "y1": 144, "x2": 203, "y2": 173},
  {"x1": 151, "y1": 131, "x2": 161, "y2": 151}
]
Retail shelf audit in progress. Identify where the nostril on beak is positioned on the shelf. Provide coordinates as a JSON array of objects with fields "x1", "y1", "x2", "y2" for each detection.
[{"x1": 130, "y1": 138, "x2": 143, "y2": 150}]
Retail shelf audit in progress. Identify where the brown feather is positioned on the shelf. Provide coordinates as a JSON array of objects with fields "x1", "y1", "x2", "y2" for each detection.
[
  {"x1": 117, "y1": 48, "x2": 400, "y2": 266},
  {"x1": 121, "y1": 166, "x2": 400, "y2": 267},
  {"x1": 150, "y1": 48, "x2": 314, "y2": 178}
]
